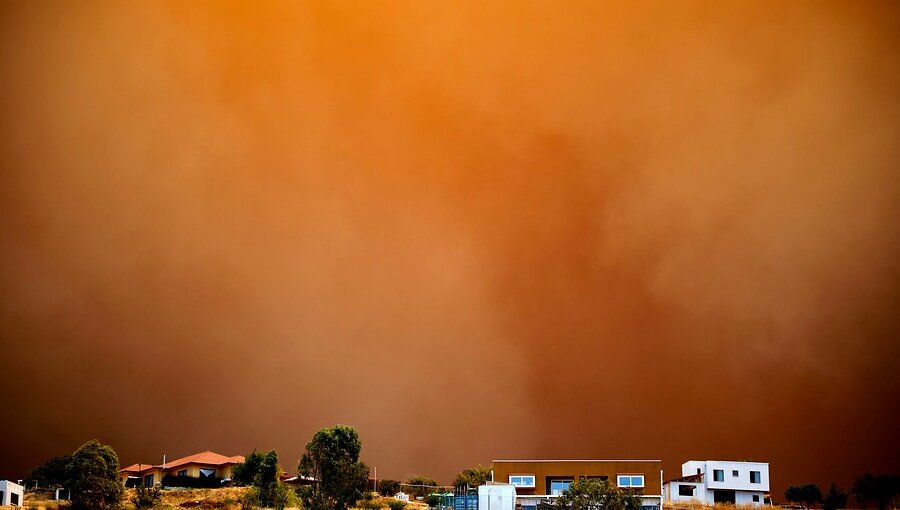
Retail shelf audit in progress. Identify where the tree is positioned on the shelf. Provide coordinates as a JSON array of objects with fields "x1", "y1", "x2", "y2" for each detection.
[
  {"x1": 823, "y1": 483, "x2": 848, "y2": 510},
  {"x1": 404, "y1": 476, "x2": 439, "y2": 499},
  {"x1": 24, "y1": 454, "x2": 72, "y2": 489},
  {"x1": 298, "y1": 424, "x2": 370, "y2": 510},
  {"x1": 555, "y1": 477, "x2": 642, "y2": 510},
  {"x1": 254, "y1": 450, "x2": 284, "y2": 509},
  {"x1": 852, "y1": 473, "x2": 900, "y2": 510},
  {"x1": 378, "y1": 479, "x2": 401, "y2": 496},
  {"x1": 453, "y1": 466, "x2": 492, "y2": 488},
  {"x1": 66, "y1": 439, "x2": 124, "y2": 510},
  {"x1": 233, "y1": 450, "x2": 266, "y2": 486},
  {"x1": 786, "y1": 484, "x2": 823, "y2": 509}
]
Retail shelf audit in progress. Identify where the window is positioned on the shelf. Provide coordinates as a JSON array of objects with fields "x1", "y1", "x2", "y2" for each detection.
[
  {"x1": 750, "y1": 471, "x2": 761, "y2": 484},
  {"x1": 753, "y1": 495, "x2": 761, "y2": 503},
  {"x1": 11, "y1": 493, "x2": 19, "y2": 506},
  {"x1": 732, "y1": 470, "x2": 739, "y2": 477},
  {"x1": 178, "y1": 470, "x2": 188, "y2": 477},
  {"x1": 550, "y1": 479, "x2": 573, "y2": 496},
  {"x1": 696, "y1": 468, "x2": 702, "y2": 475},
  {"x1": 509, "y1": 475, "x2": 535, "y2": 488},
  {"x1": 679, "y1": 485, "x2": 695, "y2": 497},
  {"x1": 143, "y1": 474, "x2": 154, "y2": 487},
  {"x1": 713, "y1": 470, "x2": 724, "y2": 482},
  {"x1": 617, "y1": 475, "x2": 644, "y2": 488},
  {"x1": 199, "y1": 468, "x2": 216, "y2": 478}
]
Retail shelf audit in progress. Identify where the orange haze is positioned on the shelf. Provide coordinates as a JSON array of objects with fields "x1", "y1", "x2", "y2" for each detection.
[{"x1": 1, "y1": 0, "x2": 899, "y2": 499}]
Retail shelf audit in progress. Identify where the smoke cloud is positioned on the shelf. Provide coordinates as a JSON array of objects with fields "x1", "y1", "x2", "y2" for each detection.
[{"x1": 1, "y1": 0, "x2": 898, "y2": 497}]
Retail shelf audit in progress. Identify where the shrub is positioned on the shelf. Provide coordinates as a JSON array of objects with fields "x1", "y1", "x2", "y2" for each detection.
[
  {"x1": 357, "y1": 497, "x2": 382, "y2": 510},
  {"x1": 242, "y1": 487, "x2": 260, "y2": 510},
  {"x1": 388, "y1": 499, "x2": 408, "y2": 510},
  {"x1": 134, "y1": 484, "x2": 162, "y2": 509},
  {"x1": 378, "y1": 480, "x2": 401, "y2": 497}
]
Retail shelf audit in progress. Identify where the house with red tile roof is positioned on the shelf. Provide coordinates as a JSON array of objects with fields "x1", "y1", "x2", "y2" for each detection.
[{"x1": 119, "y1": 451, "x2": 245, "y2": 487}]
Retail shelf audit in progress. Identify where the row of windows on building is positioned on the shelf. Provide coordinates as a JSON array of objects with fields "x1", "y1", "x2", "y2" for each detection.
[
  {"x1": 508, "y1": 475, "x2": 645, "y2": 494},
  {"x1": 710, "y1": 470, "x2": 762, "y2": 483}
]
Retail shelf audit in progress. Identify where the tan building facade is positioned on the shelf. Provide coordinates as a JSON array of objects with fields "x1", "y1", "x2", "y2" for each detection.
[{"x1": 491, "y1": 460, "x2": 662, "y2": 510}]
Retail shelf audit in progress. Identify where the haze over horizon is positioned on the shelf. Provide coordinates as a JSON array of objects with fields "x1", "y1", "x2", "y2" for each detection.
[{"x1": 1, "y1": 0, "x2": 898, "y2": 499}]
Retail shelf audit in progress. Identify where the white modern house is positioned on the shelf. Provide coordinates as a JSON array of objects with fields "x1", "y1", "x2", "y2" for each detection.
[
  {"x1": 0, "y1": 480, "x2": 25, "y2": 507},
  {"x1": 664, "y1": 460, "x2": 769, "y2": 506}
]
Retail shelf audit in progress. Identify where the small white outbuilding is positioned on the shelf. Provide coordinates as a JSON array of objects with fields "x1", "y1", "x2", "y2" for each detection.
[{"x1": 0, "y1": 480, "x2": 24, "y2": 507}]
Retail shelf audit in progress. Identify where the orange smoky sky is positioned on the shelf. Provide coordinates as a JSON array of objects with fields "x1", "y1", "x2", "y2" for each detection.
[{"x1": 1, "y1": 0, "x2": 899, "y2": 498}]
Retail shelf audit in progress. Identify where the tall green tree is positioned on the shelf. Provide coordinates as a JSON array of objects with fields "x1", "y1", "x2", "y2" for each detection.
[
  {"x1": 233, "y1": 450, "x2": 266, "y2": 486},
  {"x1": 822, "y1": 483, "x2": 848, "y2": 510},
  {"x1": 404, "y1": 476, "x2": 439, "y2": 499},
  {"x1": 786, "y1": 484, "x2": 823, "y2": 509},
  {"x1": 854, "y1": 473, "x2": 878, "y2": 509},
  {"x1": 66, "y1": 440, "x2": 124, "y2": 510},
  {"x1": 24, "y1": 454, "x2": 72, "y2": 489},
  {"x1": 852, "y1": 473, "x2": 900, "y2": 510},
  {"x1": 555, "y1": 477, "x2": 642, "y2": 510},
  {"x1": 378, "y1": 479, "x2": 401, "y2": 496},
  {"x1": 255, "y1": 450, "x2": 284, "y2": 508},
  {"x1": 453, "y1": 466, "x2": 491, "y2": 488},
  {"x1": 298, "y1": 424, "x2": 370, "y2": 510}
]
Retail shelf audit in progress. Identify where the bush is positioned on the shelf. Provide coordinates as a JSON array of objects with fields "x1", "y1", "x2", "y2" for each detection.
[
  {"x1": 134, "y1": 484, "x2": 162, "y2": 509},
  {"x1": 388, "y1": 499, "x2": 408, "y2": 510},
  {"x1": 242, "y1": 487, "x2": 260, "y2": 510},
  {"x1": 378, "y1": 480, "x2": 401, "y2": 497},
  {"x1": 404, "y1": 476, "x2": 438, "y2": 499},
  {"x1": 358, "y1": 497, "x2": 382, "y2": 510}
]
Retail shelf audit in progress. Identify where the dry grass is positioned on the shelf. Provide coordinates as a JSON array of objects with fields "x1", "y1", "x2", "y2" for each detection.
[
  {"x1": 665, "y1": 504, "x2": 783, "y2": 510},
  {"x1": 20, "y1": 488, "x2": 431, "y2": 510},
  {"x1": 125, "y1": 486, "x2": 253, "y2": 510}
]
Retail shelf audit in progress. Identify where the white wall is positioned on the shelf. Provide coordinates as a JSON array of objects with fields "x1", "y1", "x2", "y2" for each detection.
[
  {"x1": 675, "y1": 461, "x2": 769, "y2": 507},
  {"x1": 479, "y1": 484, "x2": 516, "y2": 510},
  {"x1": 682, "y1": 461, "x2": 770, "y2": 492},
  {"x1": 665, "y1": 482, "x2": 707, "y2": 504},
  {"x1": 0, "y1": 480, "x2": 25, "y2": 507},
  {"x1": 735, "y1": 491, "x2": 766, "y2": 505}
]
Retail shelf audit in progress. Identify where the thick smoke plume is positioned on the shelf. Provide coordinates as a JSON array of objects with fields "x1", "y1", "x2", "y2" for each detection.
[{"x1": 1, "y1": 1, "x2": 898, "y2": 496}]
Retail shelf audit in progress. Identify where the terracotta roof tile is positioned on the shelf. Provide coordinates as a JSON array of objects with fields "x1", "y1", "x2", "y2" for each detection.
[{"x1": 119, "y1": 451, "x2": 245, "y2": 474}]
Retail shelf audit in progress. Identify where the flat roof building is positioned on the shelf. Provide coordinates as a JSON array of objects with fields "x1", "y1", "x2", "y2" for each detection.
[
  {"x1": 664, "y1": 460, "x2": 770, "y2": 506},
  {"x1": 0, "y1": 480, "x2": 24, "y2": 507},
  {"x1": 491, "y1": 459, "x2": 663, "y2": 510}
]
